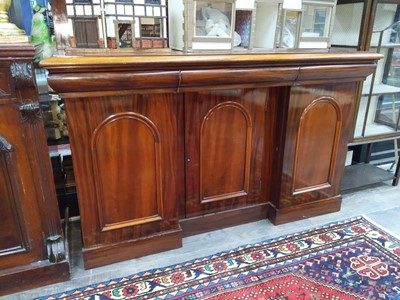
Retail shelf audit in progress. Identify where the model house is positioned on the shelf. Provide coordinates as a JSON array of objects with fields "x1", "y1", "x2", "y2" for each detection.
[{"x1": 50, "y1": 0, "x2": 168, "y2": 49}]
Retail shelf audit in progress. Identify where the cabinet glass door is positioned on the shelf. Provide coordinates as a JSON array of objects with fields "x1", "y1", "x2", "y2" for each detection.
[{"x1": 354, "y1": 3, "x2": 400, "y2": 139}]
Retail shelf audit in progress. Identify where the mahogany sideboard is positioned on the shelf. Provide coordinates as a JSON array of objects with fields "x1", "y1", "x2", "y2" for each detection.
[
  {"x1": 0, "y1": 44, "x2": 70, "y2": 295},
  {"x1": 41, "y1": 50, "x2": 381, "y2": 269}
]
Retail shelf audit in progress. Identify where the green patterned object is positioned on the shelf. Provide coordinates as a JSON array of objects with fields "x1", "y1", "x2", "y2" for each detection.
[{"x1": 30, "y1": 5, "x2": 55, "y2": 63}]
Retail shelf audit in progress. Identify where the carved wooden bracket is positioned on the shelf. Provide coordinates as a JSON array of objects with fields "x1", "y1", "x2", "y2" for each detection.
[
  {"x1": 20, "y1": 103, "x2": 42, "y2": 125},
  {"x1": 0, "y1": 135, "x2": 13, "y2": 154},
  {"x1": 10, "y1": 62, "x2": 34, "y2": 89},
  {"x1": 47, "y1": 235, "x2": 66, "y2": 263}
]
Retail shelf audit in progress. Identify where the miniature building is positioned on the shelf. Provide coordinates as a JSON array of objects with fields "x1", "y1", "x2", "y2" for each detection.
[
  {"x1": 250, "y1": 0, "x2": 337, "y2": 50},
  {"x1": 168, "y1": 0, "x2": 239, "y2": 51},
  {"x1": 168, "y1": 0, "x2": 277, "y2": 52},
  {"x1": 252, "y1": 0, "x2": 281, "y2": 49},
  {"x1": 168, "y1": 0, "x2": 336, "y2": 52},
  {"x1": 64, "y1": 0, "x2": 168, "y2": 49},
  {"x1": 274, "y1": 0, "x2": 337, "y2": 49}
]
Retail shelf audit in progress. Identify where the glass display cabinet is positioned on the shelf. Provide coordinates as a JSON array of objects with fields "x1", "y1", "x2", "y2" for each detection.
[
  {"x1": 361, "y1": 20, "x2": 400, "y2": 138},
  {"x1": 331, "y1": 0, "x2": 400, "y2": 187}
]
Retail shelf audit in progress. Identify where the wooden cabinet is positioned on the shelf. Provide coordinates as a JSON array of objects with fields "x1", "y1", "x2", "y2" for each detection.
[
  {"x1": 41, "y1": 49, "x2": 380, "y2": 268},
  {"x1": 0, "y1": 45, "x2": 70, "y2": 295}
]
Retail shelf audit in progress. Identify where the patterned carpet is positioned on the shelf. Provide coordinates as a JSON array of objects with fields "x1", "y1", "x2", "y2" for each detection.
[{"x1": 37, "y1": 217, "x2": 400, "y2": 299}]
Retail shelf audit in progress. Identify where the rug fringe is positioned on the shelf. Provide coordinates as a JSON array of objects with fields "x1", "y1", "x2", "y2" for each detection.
[{"x1": 361, "y1": 214, "x2": 400, "y2": 241}]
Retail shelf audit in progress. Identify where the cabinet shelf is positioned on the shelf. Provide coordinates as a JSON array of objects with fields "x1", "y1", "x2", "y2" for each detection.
[
  {"x1": 362, "y1": 83, "x2": 400, "y2": 96},
  {"x1": 370, "y1": 43, "x2": 400, "y2": 48},
  {"x1": 341, "y1": 163, "x2": 395, "y2": 191}
]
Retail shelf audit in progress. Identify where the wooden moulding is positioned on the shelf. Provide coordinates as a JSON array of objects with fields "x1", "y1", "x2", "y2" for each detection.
[
  {"x1": 180, "y1": 204, "x2": 269, "y2": 237},
  {"x1": 267, "y1": 196, "x2": 342, "y2": 225},
  {"x1": 0, "y1": 259, "x2": 70, "y2": 296},
  {"x1": 82, "y1": 228, "x2": 183, "y2": 269},
  {"x1": 43, "y1": 63, "x2": 377, "y2": 97},
  {"x1": 40, "y1": 51, "x2": 382, "y2": 96}
]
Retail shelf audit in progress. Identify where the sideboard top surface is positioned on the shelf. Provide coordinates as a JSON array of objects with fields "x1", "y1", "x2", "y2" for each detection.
[
  {"x1": 41, "y1": 49, "x2": 382, "y2": 70},
  {"x1": 40, "y1": 49, "x2": 382, "y2": 96}
]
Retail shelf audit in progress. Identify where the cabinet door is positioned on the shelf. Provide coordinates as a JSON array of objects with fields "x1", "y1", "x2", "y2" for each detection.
[
  {"x1": 65, "y1": 93, "x2": 183, "y2": 268},
  {"x1": 0, "y1": 105, "x2": 46, "y2": 269},
  {"x1": 272, "y1": 83, "x2": 357, "y2": 224},
  {"x1": 185, "y1": 89, "x2": 267, "y2": 217}
]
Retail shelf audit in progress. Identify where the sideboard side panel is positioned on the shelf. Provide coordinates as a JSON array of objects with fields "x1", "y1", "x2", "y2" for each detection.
[{"x1": 263, "y1": 87, "x2": 291, "y2": 207}]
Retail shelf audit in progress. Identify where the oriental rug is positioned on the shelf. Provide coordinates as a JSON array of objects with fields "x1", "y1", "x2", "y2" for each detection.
[{"x1": 37, "y1": 217, "x2": 400, "y2": 300}]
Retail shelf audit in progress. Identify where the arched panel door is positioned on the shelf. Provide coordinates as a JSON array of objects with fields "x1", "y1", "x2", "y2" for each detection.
[
  {"x1": 185, "y1": 89, "x2": 267, "y2": 218},
  {"x1": 91, "y1": 113, "x2": 163, "y2": 232},
  {"x1": 199, "y1": 102, "x2": 252, "y2": 203},
  {"x1": 293, "y1": 97, "x2": 342, "y2": 194}
]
